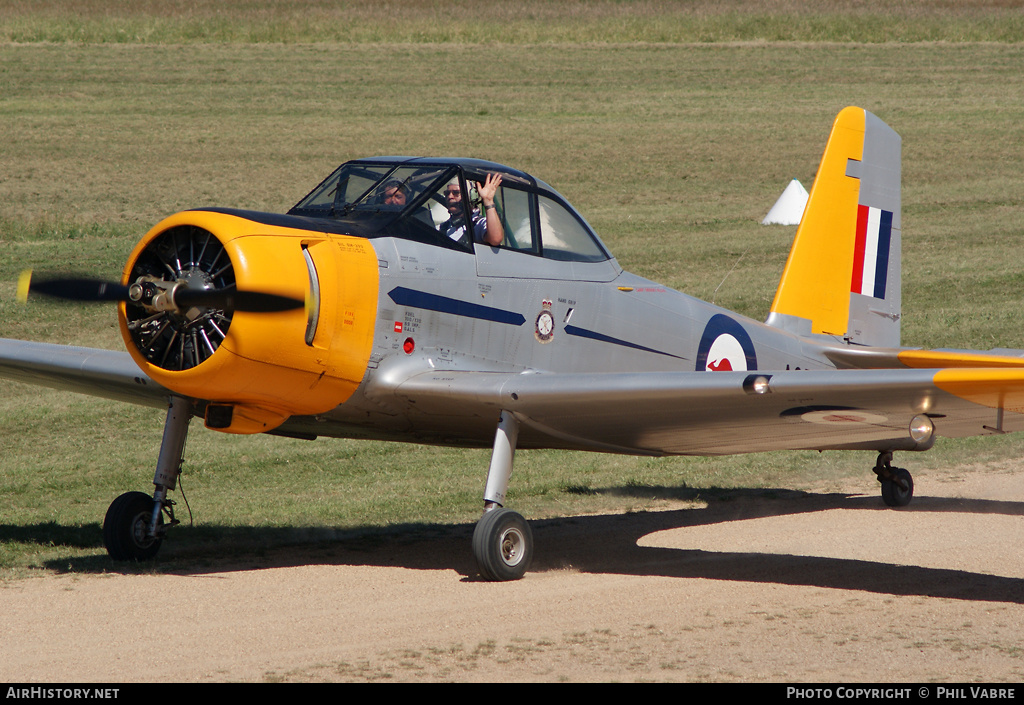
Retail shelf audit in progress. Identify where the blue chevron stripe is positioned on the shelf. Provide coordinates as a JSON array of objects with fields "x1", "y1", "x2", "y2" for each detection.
[
  {"x1": 388, "y1": 287, "x2": 526, "y2": 326},
  {"x1": 564, "y1": 325, "x2": 687, "y2": 360}
]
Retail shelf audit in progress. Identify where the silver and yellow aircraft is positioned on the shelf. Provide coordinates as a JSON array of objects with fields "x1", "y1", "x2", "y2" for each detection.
[{"x1": 3, "y1": 106, "x2": 1022, "y2": 580}]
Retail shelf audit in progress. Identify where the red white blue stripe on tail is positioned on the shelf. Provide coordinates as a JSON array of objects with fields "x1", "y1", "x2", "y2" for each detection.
[{"x1": 851, "y1": 205, "x2": 894, "y2": 300}]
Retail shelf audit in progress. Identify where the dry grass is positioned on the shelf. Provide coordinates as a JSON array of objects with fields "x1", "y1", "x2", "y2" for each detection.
[
  {"x1": 2, "y1": 41, "x2": 1022, "y2": 343},
  {"x1": 1, "y1": 0, "x2": 1023, "y2": 43}
]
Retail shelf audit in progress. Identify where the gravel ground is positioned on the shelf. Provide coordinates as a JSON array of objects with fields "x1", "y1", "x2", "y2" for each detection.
[{"x1": 2, "y1": 464, "x2": 1023, "y2": 683}]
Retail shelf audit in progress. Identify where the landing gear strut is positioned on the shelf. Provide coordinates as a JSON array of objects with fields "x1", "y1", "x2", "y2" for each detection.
[
  {"x1": 103, "y1": 395, "x2": 191, "y2": 561},
  {"x1": 473, "y1": 410, "x2": 533, "y2": 581},
  {"x1": 873, "y1": 451, "x2": 914, "y2": 507}
]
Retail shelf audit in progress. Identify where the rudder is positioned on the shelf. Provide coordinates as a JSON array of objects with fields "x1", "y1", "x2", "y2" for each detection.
[{"x1": 766, "y1": 107, "x2": 901, "y2": 347}]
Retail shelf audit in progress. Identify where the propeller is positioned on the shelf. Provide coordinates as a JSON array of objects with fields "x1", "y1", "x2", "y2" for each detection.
[{"x1": 17, "y1": 270, "x2": 305, "y2": 314}]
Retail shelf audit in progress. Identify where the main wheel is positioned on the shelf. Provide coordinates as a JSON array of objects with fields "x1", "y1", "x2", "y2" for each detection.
[
  {"x1": 472, "y1": 508, "x2": 533, "y2": 581},
  {"x1": 880, "y1": 467, "x2": 914, "y2": 507},
  {"x1": 103, "y1": 491, "x2": 163, "y2": 561}
]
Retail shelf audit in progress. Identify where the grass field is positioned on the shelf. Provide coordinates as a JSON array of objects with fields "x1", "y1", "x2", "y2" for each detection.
[
  {"x1": 1, "y1": 1, "x2": 1024, "y2": 576},
  {"x1": 3, "y1": 0, "x2": 1024, "y2": 43}
]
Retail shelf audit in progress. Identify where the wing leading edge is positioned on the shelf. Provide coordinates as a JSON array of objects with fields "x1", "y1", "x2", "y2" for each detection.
[{"x1": 0, "y1": 338, "x2": 172, "y2": 409}]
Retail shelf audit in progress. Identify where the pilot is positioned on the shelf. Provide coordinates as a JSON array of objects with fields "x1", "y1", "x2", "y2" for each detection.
[
  {"x1": 381, "y1": 180, "x2": 409, "y2": 207},
  {"x1": 439, "y1": 173, "x2": 504, "y2": 247}
]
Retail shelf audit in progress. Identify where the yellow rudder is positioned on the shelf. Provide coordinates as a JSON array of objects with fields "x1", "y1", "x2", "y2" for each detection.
[{"x1": 766, "y1": 106, "x2": 902, "y2": 347}]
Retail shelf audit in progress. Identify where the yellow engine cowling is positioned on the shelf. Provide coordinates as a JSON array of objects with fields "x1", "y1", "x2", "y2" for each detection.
[{"x1": 118, "y1": 210, "x2": 379, "y2": 434}]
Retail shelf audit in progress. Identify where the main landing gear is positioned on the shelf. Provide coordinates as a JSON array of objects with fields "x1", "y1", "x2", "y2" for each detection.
[
  {"x1": 101, "y1": 397, "x2": 536, "y2": 579},
  {"x1": 873, "y1": 451, "x2": 914, "y2": 507},
  {"x1": 102, "y1": 395, "x2": 190, "y2": 561},
  {"x1": 472, "y1": 410, "x2": 534, "y2": 581}
]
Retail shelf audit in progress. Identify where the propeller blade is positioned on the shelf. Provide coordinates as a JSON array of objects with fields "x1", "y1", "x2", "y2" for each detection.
[
  {"x1": 175, "y1": 287, "x2": 305, "y2": 313},
  {"x1": 18, "y1": 270, "x2": 129, "y2": 303},
  {"x1": 18, "y1": 270, "x2": 304, "y2": 313}
]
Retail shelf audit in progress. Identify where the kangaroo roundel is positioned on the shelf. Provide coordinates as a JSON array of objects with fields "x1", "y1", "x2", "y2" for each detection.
[{"x1": 696, "y1": 314, "x2": 757, "y2": 372}]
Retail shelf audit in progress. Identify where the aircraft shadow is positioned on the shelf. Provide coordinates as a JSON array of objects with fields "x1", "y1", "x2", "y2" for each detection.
[
  {"x1": 9, "y1": 487, "x2": 1024, "y2": 604},
  {"x1": 531, "y1": 489, "x2": 1024, "y2": 604}
]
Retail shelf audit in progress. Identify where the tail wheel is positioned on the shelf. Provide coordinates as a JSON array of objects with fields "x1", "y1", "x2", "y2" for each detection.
[
  {"x1": 880, "y1": 467, "x2": 914, "y2": 507},
  {"x1": 103, "y1": 491, "x2": 163, "y2": 561},
  {"x1": 472, "y1": 508, "x2": 533, "y2": 581}
]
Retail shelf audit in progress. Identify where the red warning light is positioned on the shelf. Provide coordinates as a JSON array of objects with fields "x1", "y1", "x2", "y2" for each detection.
[{"x1": 403, "y1": 338, "x2": 415, "y2": 354}]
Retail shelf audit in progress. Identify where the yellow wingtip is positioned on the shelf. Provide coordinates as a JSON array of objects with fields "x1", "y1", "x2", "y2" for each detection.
[{"x1": 16, "y1": 269, "x2": 32, "y2": 303}]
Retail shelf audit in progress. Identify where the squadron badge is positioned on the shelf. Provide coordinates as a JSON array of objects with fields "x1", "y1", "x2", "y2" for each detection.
[{"x1": 535, "y1": 299, "x2": 555, "y2": 343}]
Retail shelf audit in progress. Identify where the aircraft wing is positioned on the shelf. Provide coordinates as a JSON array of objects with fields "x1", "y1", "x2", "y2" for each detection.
[
  {"x1": 376, "y1": 366, "x2": 1024, "y2": 455},
  {"x1": 0, "y1": 338, "x2": 173, "y2": 410},
  {"x1": 4, "y1": 334, "x2": 1024, "y2": 458}
]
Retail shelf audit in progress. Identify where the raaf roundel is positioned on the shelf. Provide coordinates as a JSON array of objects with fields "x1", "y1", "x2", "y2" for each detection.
[{"x1": 695, "y1": 314, "x2": 757, "y2": 372}]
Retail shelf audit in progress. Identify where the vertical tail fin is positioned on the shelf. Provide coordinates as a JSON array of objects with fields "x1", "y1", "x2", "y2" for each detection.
[{"x1": 766, "y1": 107, "x2": 902, "y2": 347}]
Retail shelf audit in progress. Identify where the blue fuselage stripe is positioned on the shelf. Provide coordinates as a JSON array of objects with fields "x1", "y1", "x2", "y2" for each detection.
[
  {"x1": 388, "y1": 287, "x2": 526, "y2": 326},
  {"x1": 564, "y1": 325, "x2": 687, "y2": 360}
]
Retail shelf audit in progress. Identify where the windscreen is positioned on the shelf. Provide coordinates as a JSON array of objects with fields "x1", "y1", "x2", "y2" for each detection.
[{"x1": 289, "y1": 163, "x2": 454, "y2": 224}]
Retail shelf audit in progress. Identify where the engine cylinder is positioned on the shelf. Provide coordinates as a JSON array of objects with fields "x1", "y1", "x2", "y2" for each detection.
[{"x1": 125, "y1": 224, "x2": 236, "y2": 371}]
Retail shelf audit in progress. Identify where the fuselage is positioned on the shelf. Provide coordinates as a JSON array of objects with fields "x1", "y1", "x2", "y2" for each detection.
[
  {"x1": 290, "y1": 232, "x2": 842, "y2": 448},
  {"x1": 114, "y1": 157, "x2": 851, "y2": 451}
]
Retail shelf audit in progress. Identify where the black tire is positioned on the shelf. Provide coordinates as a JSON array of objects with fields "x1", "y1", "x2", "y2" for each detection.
[
  {"x1": 881, "y1": 467, "x2": 914, "y2": 507},
  {"x1": 103, "y1": 491, "x2": 163, "y2": 561},
  {"x1": 472, "y1": 508, "x2": 533, "y2": 581}
]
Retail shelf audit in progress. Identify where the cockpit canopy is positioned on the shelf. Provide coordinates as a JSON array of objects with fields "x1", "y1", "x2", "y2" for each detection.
[{"x1": 288, "y1": 157, "x2": 611, "y2": 263}]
